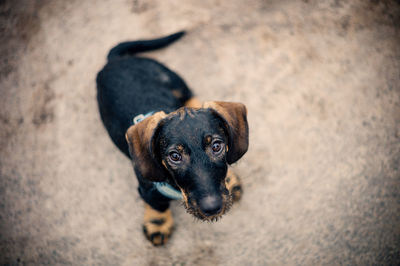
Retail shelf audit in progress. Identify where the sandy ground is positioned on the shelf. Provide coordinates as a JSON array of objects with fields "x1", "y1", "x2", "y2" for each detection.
[{"x1": 0, "y1": 0, "x2": 399, "y2": 265}]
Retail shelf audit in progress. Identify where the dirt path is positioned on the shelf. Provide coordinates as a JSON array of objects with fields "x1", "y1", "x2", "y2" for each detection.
[{"x1": 1, "y1": 0, "x2": 399, "y2": 265}]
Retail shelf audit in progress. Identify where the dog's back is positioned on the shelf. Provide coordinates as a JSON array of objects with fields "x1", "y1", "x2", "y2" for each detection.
[{"x1": 96, "y1": 32, "x2": 193, "y2": 157}]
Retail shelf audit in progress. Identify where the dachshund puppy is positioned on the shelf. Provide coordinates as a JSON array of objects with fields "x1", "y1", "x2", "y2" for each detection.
[{"x1": 96, "y1": 31, "x2": 248, "y2": 246}]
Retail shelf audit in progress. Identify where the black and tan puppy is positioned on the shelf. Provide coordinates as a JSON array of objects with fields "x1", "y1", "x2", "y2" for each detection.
[{"x1": 96, "y1": 31, "x2": 249, "y2": 246}]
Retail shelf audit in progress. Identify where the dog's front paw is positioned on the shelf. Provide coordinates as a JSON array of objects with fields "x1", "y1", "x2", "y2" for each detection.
[
  {"x1": 143, "y1": 204, "x2": 174, "y2": 246},
  {"x1": 226, "y1": 169, "x2": 243, "y2": 202}
]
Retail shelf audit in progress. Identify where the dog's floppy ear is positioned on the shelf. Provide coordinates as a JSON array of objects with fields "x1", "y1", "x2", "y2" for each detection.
[
  {"x1": 203, "y1": 101, "x2": 249, "y2": 164},
  {"x1": 125, "y1": 111, "x2": 167, "y2": 182}
]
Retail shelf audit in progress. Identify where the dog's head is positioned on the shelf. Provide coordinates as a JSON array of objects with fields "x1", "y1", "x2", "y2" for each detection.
[{"x1": 125, "y1": 101, "x2": 248, "y2": 221}]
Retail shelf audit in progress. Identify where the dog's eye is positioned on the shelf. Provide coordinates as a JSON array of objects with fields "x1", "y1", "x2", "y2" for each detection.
[
  {"x1": 169, "y1": 151, "x2": 182, "y2": 162},
  {"x1": 211, "y1": 141, "x2": 224, "y2": 154}
]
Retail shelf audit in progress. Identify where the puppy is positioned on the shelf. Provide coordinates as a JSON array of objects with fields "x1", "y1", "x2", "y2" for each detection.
[{"x1": 96, "y1": 31, "x2": 249, "y2": 245}]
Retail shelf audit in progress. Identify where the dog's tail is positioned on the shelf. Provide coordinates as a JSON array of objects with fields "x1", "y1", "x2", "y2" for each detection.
[{"x1": 107, "y1": 31, "x2": 185, "y2": 61}]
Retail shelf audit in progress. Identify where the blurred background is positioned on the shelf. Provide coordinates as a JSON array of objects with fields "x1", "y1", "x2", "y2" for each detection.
[{"x1": 0, "y1": 0, "x2": 399, "y2": 265}]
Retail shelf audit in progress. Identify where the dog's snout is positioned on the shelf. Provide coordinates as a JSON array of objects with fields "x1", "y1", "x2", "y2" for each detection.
[{"x1": 199, "y1": 195, "x2": 223, "y2": 216}]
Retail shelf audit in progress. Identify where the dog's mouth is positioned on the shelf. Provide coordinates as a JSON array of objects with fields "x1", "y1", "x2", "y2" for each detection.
[{"x1": 180, "y1": 185, "x2": 232, "y2": 222}]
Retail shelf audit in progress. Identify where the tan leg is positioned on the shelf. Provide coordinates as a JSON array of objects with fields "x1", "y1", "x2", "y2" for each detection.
[
  {"x1": 225, "y1": 168, "x2": 243, "y2": 202},
  {"x1": 184, "y1": 97, "x2": 202, "y2": 108},
  {"x1": 143, "y1": 204, "x2": 174, "y2": 246}
]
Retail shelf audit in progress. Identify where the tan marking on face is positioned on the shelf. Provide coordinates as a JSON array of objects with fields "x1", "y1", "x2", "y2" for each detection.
[
  {"x1": 176, "y1": 144, "x2": 184, "y2": 153},
  {"x1": 205, "y1": 135, "x2": 212, "y2": 145},
  {"x1": 184, "y1": 97, "x2": 202, "y2": 108}
]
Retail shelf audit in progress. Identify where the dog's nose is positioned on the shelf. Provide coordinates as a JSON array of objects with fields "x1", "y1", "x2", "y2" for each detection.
[{"x1": 199, "y1": 195, "x2": 222, "y2": 216}]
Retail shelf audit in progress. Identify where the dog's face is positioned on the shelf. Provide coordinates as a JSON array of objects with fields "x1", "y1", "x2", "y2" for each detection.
[
  {"x1": 126, "y1": 101, "x2": 248, "y2": 221},
  {"x1": 155, "y1": 108, "x2": 230, "y2": 220}
]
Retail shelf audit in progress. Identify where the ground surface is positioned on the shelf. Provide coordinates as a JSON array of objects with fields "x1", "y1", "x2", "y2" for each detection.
[{"x1": 1, "y1": 0, "x2": 399, "y2": 265}]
